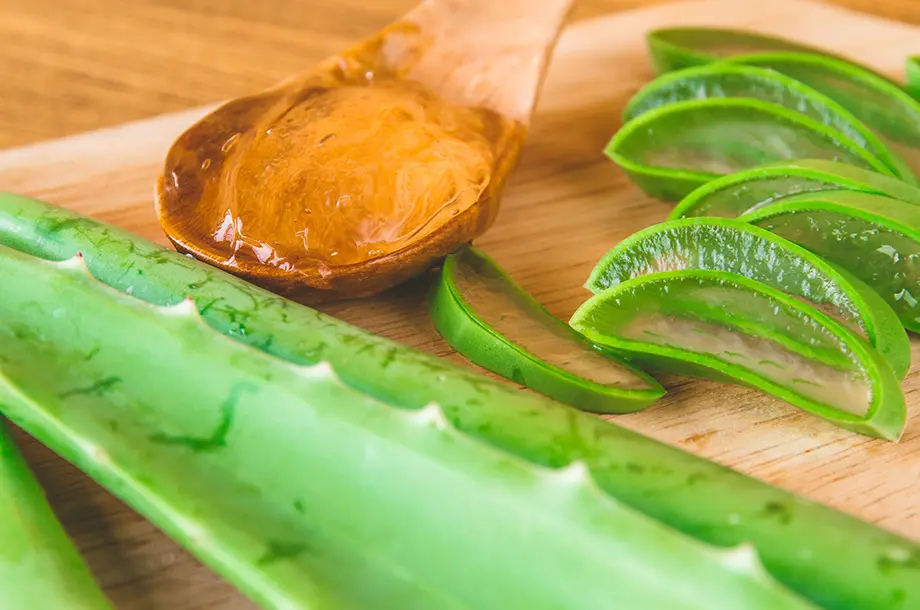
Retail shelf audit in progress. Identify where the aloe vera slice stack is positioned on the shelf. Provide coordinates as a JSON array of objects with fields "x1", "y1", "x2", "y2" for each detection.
[
  {"x1": 623, "y1": 65, "x2": 907, "y2": 180},
  {"x1": 585, "y1": 217, "x2": 910, "y2": 379},
  {"x1": 606, "y1": 98, "x2": 893, "y2": 201},
  {"x1": 670, "y1": 159, "x2": 920, "y2": 220},
  {"x1": 429, "y1": 246, "x2": 664, "y2": 414},
  {"x1": 0, "y1": 421, "x2": 112, "y2": 609},
  {"x1": 571, "y1": 269, "x2": 906, "y2": 441},
  {"x1": 740, "y1": 189, "x2": 920, "y2": 333},
  {"x1": 4, "y1": 195, "x2": 920, "y2": 609}
]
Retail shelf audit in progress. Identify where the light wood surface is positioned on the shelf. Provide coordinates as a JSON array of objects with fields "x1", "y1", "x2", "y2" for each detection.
[{"x1": 3, "y1": 0, "x2": 920, "y2": 608}]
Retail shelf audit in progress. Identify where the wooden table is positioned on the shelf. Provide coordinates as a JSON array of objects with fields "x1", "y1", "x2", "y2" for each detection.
[{"x1": 1, "y1": 1, "x2": 919, "y2": 608}]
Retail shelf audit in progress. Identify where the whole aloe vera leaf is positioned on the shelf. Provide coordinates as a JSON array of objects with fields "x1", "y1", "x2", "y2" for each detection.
[
  {"x1": 646, "y1": 27, "x2": 841, "y2": 73},
  {"x1": 623, "y1": 65, "x2": 909, "y2": 180},
  {"x1": 584, "y1": 217, "x2": 910, "y2": 379},
  {"x1": 0, "y1": 245, "x2": 819, "y2": 610},
  {"x1": 429, "y1": 246, "x2": 664, "y2": 414},
  {"x1": 570, "y1": 269, "x2": 906, "y2": 440},
  {"x1": 670, "y1": 159, "x2": 920, "y2": 220},
  {"x1": 740, "y1": 189, "x2": 920, "y2": 333},
  {"x1": 605, "y1": 98, "x2": 893, "y2": 201},
  {"x1": 0, "y1": 420, "x2": 112, "y2": 609},
  {"x1": 2, "y1": 194, "x2": 920, "y2": 610},
  {"x1": 723, "y1": 52, "x2": 920, "y2": 182}
]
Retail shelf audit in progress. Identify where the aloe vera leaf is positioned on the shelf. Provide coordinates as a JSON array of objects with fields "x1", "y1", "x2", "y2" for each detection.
[
  {"x1": 723, "y1": 52, "x2": 920, "y2": 182},
  {"x1": 623, "y1": 65, "x2": 908, "y2": 180},
  {"x1": 584, "y1": 217, "x2": 910, "y2": 379},
  {"x1": 429, "y1": 246, "x2": 664, "y2": 414},
  {"x1": 646, "y1": 27, "x2": 840, "y2": 74},
  {"x1": 0, "y1": 420, "x2": 112, "y2": 609},
  {"x1": 906, "y1": 56, "x2": 920, "y2": 99},
  {"x1": 740, "y1": 189, "x2": 920, "y2": 333},
  {"x1": 0, "y1": 245, "x2": 822, "y2": 610},
  {"x1": 670, "y1": 159, "x2": 920, "y2": 220},
  {"x1": 605, "y1": 98, "x2": 894, "y2": 201},
  {"x1": 2, "y1": 194, "x2": 920, "y2": 610},
  {"x1": 571, "y1": 269, "x2": 906, "y2": 440}
]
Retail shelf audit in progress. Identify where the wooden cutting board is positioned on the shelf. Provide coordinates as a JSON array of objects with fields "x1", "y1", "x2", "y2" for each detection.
[{"x1": 2, "y1": 0, "x2": 920, "y2": 607}]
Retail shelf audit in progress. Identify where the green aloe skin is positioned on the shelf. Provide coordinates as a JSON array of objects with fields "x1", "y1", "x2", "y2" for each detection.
[
  {"x1": 584, "y1": 217, "x2": 910, "y2": 379},
  {"x1": 623, "y1": 65, "x2": 908, "y2": 180},
  {"x1": 644, "y1": 27, "x2": 920, "y2": 183},
  {"x1": 0, "y1": 243, "x2": 819, "y2": 610},
  {"x1": 907, "y1": 56, "x2": 920, "y2": 99},
  {"x1": 429, "y1": 246, "x2": 665, "y2": 414},
  {"x1": 670, "y1": 159, "x2": 920, "y2": 220},
  {"x1": 605, "y1": 98, "x2": 893, "y2": 201},
  {"x1": 571, "y1": 269, "x2": 906, "y2": 441},
  {"x1": 740, "y1": 190, "x2": 920, "y2": 333},
  {"x1": 0, "y1": 421, "x2": 112, "y2": 609},
  {"x1": 3, "y1": 193, "x2": 920, "y2": 608}
]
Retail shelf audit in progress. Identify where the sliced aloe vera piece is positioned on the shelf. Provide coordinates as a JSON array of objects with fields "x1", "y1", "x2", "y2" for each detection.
[
  {"x1": 670, "y1": 159, "x2": 920, "y2": 220},
  {"x1": 585, "y1": 217, "x2": 910, "y2": 379},
  {"x1": 740, "y1": 189, "x2": 920, "y2": 332},
  {"x1": 430, "y1": 246, "x2": 664, "y2": 414},
  {"x1": 0, "y1": 421, "x2": 112, "y2": 609},
  {"x1": 646, "y1": 27, "x2": 836, "y2": 73},
  {"x1": 0, "y1": 245, "x2": 820, "y2": 610},
  {"x1": 571, "y1": 270, "x2": 906, "y2": 441},
  {"x1": 724, "y1": 52, "x2": 920, "y2": 182},
  {"x1": 623, "y1": 65, "x2": 907, "y2": 180},
  {"x1": 4, "y1": 194, "x2": 920, "y2": 610},
  {"x1": 907, "y1": 56, "x2": 920, "y2": 99},
  {"x1": 606, "y1": 98, "x2": 893, "y2": 201}
]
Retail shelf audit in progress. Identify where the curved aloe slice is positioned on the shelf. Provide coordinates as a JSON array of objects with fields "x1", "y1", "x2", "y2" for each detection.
[
  {"x1": 623, "y1": 65, "x2": 907, "y2": 179},
  {"x1": 646, "y1": 27, "x2": 838, "y2": 73},
  {"x1": 724, "y1": 52, "x2": 920, "y2": 182},
  {"x1": 0, "y1": 245, "x2": 818, "y2": 610},
  {"x1": 585, "y1": 217, "x2": 910, "y2": 379},
  {"x1": 907, "y1": 56, "x2": 920, "y2": 99},
  {"x1": 606, "y1": 98, "x2": 893, "y2": 201},
  {"x1": 0, "y1": 421, "x2": 112, "y2": 609},
  {"x1": 430, "y1": 246, "x2": 664, "y2": 414},
  {"x1": 670, "y1": 159, "x2": 920, "y2": 220},
  {"x1": 740, "y1": 189, "x2": 920, "y2": 332},
  {"x1": 571, "y1": 270, "x2": 906, "y2": 441},
  {"x1": 3, "y1": 194, "x2": 920, "y2": 609}
]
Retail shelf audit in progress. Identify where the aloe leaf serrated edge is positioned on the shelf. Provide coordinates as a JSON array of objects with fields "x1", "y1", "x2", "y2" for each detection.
[
  {"x1": 429, "y1": 245, "x2": 665, "y2": 414},
  {"x1": 1, "y1": 193, "x2": 919, "y2": 609}
]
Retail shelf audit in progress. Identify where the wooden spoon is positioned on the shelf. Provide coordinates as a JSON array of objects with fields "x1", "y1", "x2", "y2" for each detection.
[{"x1": 155, "y1": 0, "x2": 576, "y2": 302}]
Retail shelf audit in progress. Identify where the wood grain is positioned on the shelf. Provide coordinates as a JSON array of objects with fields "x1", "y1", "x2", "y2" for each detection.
[{"x1": 2, "y1": 0, "x2": 920, "y2": 608}]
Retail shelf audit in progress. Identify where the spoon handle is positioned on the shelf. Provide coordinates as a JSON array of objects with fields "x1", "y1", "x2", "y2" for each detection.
[{"x1": 404, "y1": 0, "x2": 577, "y2": 122}]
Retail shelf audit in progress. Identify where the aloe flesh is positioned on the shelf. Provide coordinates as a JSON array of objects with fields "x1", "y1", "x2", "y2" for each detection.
[
  {"x1": 572, "y1": 269, "x2": 906, "y2": 441},
  {"x1": 670, "y1": 159, "x2": 920, "y2": 220},
  {"x1": 623, "y1": 65, "x2": 907, "y2": 180},
  {"x1": 607, "y1": 98, "x2": 893, "y2": 201},
  {"x1": 430, "y1": 246, "x2": 664, "y2": 414},
  {"x1": 726, "y1": 52, "x2": 920, "y2": 182},
  {"x1": 585, "y1": 217, "x2": 910, "y2": 379},
  {"x1": 741, "y1": 190, "x2": 920, "y2": 333},
  {"x1": 2, "y1": 193, "x2": 920, "y2": 609},
  {"x1": 0, "y1": 421, "x2": 112, "y2": 609}
]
